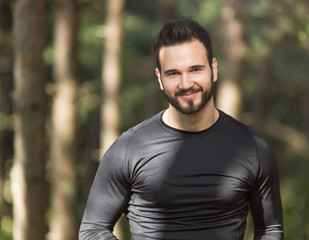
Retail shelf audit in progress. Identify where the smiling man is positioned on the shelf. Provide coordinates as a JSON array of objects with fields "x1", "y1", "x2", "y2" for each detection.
[
  {"x1": 79, "y1": 19, "x2": 284, "y2": 240},
  {"x1": 155, "y1": 38, "x2": 218, "y2": 131}
]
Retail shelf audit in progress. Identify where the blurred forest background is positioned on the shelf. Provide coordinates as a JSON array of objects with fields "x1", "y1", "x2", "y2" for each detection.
[{"x1": 0, "y1": 0, "x2": 308, "y2": 239}]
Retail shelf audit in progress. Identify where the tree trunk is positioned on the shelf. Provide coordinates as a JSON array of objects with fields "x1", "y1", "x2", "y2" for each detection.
[
  {"x1": 0, "y1": 0, "x2": 13, "y2": 222},
  {"x1": 216, "y1": 0, "x2": 247, "y2": 119},
  {"x1": 302, "y1": 37, "x2": 309, "y2": 155},
  {"x1": 146, "y1": 0, "x2": 175, "y2": 115},
  {"x1": 159, "y1": 0, "x2": 174, "y2": 25},
  {"x1": 100, "y1": 0, "x2": 124, "y2": 155},
  {"x1": 49, "y1": 1, "x2": 79, "y2": 240},
  {"x1": 101, "y1": 0, "x2": 125, "y2": 238},
  {"x1": 11, "y1": 0, "x2": 47, "y2": 239},
  {"x1": 254, "y1": 44, "x2": 273, "y2": 134}
]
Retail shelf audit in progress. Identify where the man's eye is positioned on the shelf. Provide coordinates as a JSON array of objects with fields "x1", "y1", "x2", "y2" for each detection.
[
  {"x1": 168, "y1": 72, "x2": 178, "y2": 76},
  {"x1": 192, "y1": 68, "x2": 201, "y2": 72}
]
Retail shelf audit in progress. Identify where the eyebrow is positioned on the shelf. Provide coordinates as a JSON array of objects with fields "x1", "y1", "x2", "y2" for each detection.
[
  {"x1": 189, "y1": 65, "x2": 206, "y2": 69},
  {"x1": 163, "y1": 65, "x2": 206, "y2": 75},
  {"x1": 163, "y1": 69, "x2": 178, "y2": 75}
]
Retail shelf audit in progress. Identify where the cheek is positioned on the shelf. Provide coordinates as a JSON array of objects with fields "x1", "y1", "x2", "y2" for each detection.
[
  {"x1": 196, "y1": 75, "x2": 212, "y2": 89},
  {"x1": 161, "y1": 79, "x2": 179, "y2": 92}
]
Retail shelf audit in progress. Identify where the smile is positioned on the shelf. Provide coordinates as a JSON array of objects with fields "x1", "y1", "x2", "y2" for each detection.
[
  {"x1": 176, "y1": 88, "x2": 202, "y2": 100},
  {"x1": 179, "y1": 92, "x2": 199, "y2": 100}
]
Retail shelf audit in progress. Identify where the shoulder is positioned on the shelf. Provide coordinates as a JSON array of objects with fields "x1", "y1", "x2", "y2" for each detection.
[
  {"x1": 220, "y1": 111, "x2": 268, "y2": 147},
  {"x1": 219, "y1": 111, "x2": 257, "y2": 147},
  {"x1": 221, "y1": 111, "x2": 277, "y2": 173},
  {"x1": 99, "y1": 113, "x2": 163, "y2": 173},
  {"x1": 220, "y1": 111, "x2": 252, "y2": 134},
  {"x1": 107, "y1": 111, "x2": 163, "y2": 154},
  {"x1": 121, "y1": 111, "x2": 165, "y2": 146},
  {"x1": 129, "y1": 111, "x2": 163, "y2": 135}
]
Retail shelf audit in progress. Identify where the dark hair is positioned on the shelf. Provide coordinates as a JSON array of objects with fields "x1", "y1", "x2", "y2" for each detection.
[{"x1": 153, "y1": 19, "x2": 213, "y2": 72}]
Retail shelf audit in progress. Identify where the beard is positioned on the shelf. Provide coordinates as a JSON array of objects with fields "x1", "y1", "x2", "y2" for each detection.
[{"x1": 163, "y1": 74, "x2": 214, "y2": 115}]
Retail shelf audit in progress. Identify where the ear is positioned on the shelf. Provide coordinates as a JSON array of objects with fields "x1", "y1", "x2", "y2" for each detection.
[
  {"x1": 211, "y1": 58, "x2": 218, "y2": 83},
  {"x1": 155, "y1": 68, "x2": 164, "y2": 90}
]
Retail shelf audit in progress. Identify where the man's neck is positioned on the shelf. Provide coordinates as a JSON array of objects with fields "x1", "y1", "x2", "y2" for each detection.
[{"x1": 162, "y1": 103, "x2": 219, "y2": 132}]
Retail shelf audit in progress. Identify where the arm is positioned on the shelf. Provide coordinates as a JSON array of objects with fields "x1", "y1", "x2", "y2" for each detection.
[
  {"x1": 79, "y1": 132, "x2": 132, "y2": 240},
  {"x1": 249, "y1": 131, "x2": 284, "y2": 240}
]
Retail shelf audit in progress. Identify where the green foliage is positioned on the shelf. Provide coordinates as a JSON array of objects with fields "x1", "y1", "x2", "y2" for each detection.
[
  {"x1": 0, "y1": 231, "x2": 12, "y2": 240},
  {"x1": 0, "y1": 215, "x2": 12, "y2": 240},
  {"x1": 78, "y1": 2, "x2": 105, "y2": 83}
]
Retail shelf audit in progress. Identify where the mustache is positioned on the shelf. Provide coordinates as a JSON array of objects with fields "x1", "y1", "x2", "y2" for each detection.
[{"x1": 175, "y1": 87, "x2": 203, "y2": 96}]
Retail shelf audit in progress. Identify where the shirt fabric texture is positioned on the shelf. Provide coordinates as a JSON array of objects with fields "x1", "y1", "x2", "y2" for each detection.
[{"x1": 79, "y1": 110, "x2": 284, "y2": 240}]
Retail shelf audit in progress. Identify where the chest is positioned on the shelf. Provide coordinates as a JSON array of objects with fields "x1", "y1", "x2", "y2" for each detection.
[{"x1": 130, "y1": 139, "x2": 256, "y2": 210}]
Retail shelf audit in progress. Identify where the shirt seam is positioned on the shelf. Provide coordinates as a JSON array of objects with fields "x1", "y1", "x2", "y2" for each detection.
[{"x1": 157, "y1": 109, "x2": 224, "y2": 138}]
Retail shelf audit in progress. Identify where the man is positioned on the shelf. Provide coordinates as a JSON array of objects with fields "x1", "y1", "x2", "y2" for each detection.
[{"x1": 79, "y1": 19, "x2": 284, "y2": 240}]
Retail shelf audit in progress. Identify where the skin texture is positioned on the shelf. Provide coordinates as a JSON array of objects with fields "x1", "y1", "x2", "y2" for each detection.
[{"x1": 155, "y1": 39, "x2": 219, "y2": 132}]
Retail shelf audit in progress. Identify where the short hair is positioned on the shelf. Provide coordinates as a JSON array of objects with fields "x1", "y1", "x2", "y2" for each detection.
[{"x1": 153, "y1": 19, "x2": 214, "y2": 72}]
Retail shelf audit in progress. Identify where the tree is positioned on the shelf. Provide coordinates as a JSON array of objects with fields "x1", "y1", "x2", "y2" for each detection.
[
  {"x1": 216, "y1": 0, "x2": 247, "y2": 119},
  {"x1": 11, "y1": 0, "x2": 47, "y2": 239},
  {"x1": 0, "y1": 0, "x2": 13, "y2": 222},
  {"x1": 146, "y1": 0, "x2": 175, "y2": 115},
  {"x1": 101, "y1": 0, "x2": 125, "y2": 238},
  {"x1": 100, "y1": 0, "x2": 125, "y2": 155},
  {"x1": 49, "y1": 1, "x2": 79, "y2": 240},
  {"x1": 159, "y1": 0, "x2": 174, "y2": 25}
]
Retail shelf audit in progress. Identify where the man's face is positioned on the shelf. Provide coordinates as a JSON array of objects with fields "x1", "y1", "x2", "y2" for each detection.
[{"x1": 155, "y1": 39, "x2": 218, "y2": 115}]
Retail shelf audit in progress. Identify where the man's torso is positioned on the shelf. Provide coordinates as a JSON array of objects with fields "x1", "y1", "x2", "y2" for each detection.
[{"x1": 121, "y1": 111, "x2": 259, "y2": 239}]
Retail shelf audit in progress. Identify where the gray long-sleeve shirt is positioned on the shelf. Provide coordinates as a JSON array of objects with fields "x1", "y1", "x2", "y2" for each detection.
[{"x1": 79, "y1": 110, "x2": 284, "y2": 240}]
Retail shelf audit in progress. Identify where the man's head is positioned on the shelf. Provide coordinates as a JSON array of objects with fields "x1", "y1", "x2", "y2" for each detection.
[
  {"x1": 153, "y1": 19, "x2": 217, "y2": 115},
  {"x1": 153, "y1": 19, "x2": 213, "y2": 73}
]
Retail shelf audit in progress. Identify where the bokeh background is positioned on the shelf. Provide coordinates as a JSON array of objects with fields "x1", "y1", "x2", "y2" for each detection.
[{"x1": 0, "y1": 0, "x2": 308, "y2": 239}]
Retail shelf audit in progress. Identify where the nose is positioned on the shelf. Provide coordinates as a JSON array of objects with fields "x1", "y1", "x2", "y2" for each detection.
[{"x1": 179, "y1": 73, "x2": 194, "y2": 90}]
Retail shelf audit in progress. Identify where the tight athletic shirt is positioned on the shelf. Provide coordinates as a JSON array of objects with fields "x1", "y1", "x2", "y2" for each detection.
[{"x1": 79, "y1": 110, "x2": 284, "y2": 240}]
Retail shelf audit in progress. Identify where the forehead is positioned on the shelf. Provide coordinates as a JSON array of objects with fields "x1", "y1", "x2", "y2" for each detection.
[{"x1": 159, "y1": 40, "x2": 208, "y2": 71}]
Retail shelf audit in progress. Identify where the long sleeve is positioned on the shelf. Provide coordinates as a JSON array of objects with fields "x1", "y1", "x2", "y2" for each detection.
[
  {"x1": 249, "y1": 130, "x2": 284, "y2": 240},
  {"x1": 79, "y1": 132, "x2": 132, "y2": 240}
]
